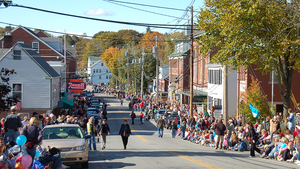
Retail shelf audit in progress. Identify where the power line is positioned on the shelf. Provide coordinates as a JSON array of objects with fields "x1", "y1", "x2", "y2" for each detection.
[
  {"x1": 9, "y1": 4, "x2": 199, "y2": 30},
  {"x1": 103, "y1": 0, "x2": 200, "y2": 12},
  {"x1": 105, "y1": 0, "x2": 189, "y2": 20}
]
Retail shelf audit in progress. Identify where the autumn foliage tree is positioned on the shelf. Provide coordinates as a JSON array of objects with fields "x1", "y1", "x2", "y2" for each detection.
[
  {"x1": 197, "y1": 0, "x2": 300, "y2": 116},
  {"x1": 101, "y1": 46, "x2": 123, "y2": 73},
  {"x1": 239, "y1": 75, "x2": 271, "y2": 124}
]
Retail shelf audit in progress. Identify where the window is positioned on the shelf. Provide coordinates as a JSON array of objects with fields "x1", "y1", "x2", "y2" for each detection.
[
  {"x1": 106, "y1": 75, "x2": 108, "y2": 79},
  {"x1": 17, "y1": 41, "x2": 24, "y2": 44},
  {"x1": 96, "y1": 69, "x2": 98, "y2": 73},
  {"x1": 101, "y1": 62, "x2": 104, "y2": 66},
  {"x1": 106, "y1": 69, "x2": 108, "y2": 73},
  {"x1": 93, "y1": 69, "x2": 95, "y2": 73},
  {"x1": 99, "y1": 75, "x2": 101, "y2": 79},
  {"x1": 208, "y1": 69, "x2": 222, "y2": 85},
  {"x1": 32, "y1": 42, "x2": 39, "y2": 53},
  {"x1": 13, "y1": 50, "x2": 21, "y2": 60},
  {"x1": 12, "y1": 84, "x2": 22, "y2": 100},
  {"x1": 99, "y1": 69, "x2": 101, "y2": 73}
]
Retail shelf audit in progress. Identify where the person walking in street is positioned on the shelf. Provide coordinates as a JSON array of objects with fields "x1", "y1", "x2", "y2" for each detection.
[
  {"x1": 120, "y1": 97, "x2": 123, "y2": 106},
  {"x1": 4, "y1": 106, "x2": 23, "y2": 144},
  {"x1": 20, "y1": 117, "x2": 43, "y2": 168},
  {"x1": 87, "y1": 117, "x2": 97, "y2": 151},
  {"x1": 99, "y1": 119, "x2": 110, "y2": 150},
  {"x1": 130, "y1": 111, "x2": 136, "y2": 125},
  {"x1": 171, "y1": 120, "x2": 178, "y2": 138},
  {"x1": 214, "y1": 119, "x2": 226, "y2": 149},
  {"x1": 119, "y1": 119, "x2": 131, "y2": 150},
  {"x1": 246, "y1": 121, "x2": 262, "y2": 157},
  {"x1": 140, "y1": 111, "x2": 144, "y2": 125},
  {"x1": 180, "y1": 121, "x2": 186, "y2": 138},
  {"x1": 287, "y1": 108, "x2": 295, "y2": 132},
  {"x1": 157, "y1": 116, "x2": 165, "y2": 138}
]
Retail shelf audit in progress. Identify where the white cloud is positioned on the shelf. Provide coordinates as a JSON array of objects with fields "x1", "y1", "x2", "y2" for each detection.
[{"x1": 84, "y1": 8, "x2": 115, "y2": 16}]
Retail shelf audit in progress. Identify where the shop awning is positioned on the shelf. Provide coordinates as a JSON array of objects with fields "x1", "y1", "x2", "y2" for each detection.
[
  {"x1": 61, "y1": 92, "x2": 74, "y2": 109},
  {"x1": 178, "y1": 89, "x2": 207, "y2": 98},
  {"x1": 168, "y1": 50, "x2": 189, "y2": 58}
]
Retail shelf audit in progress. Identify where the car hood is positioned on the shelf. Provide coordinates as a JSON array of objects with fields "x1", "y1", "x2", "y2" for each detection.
[{"x1": 41, "y1": 139, "x2": 86, "y2": 149}]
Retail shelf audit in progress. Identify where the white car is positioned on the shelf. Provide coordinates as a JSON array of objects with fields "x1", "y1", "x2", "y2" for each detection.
[{"x1": 41, "y1": 124, "x2": 91, "y2": 168}]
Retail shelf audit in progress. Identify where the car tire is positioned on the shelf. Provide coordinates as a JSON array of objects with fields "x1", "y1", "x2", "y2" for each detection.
[{"x1": 82, "y1": 161, "x2": 89, "y2": 168}]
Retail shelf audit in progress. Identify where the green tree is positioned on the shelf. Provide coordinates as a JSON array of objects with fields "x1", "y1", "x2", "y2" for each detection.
[
  {"x1": 239, "y1": 75, "x2": 271, "y2": 124},
  {"x1": 0, "y1": 68, "x2": 17, "y2": 112},
  {"x1": 197, "y1": 0, "x2": 300, "y2": 116}
]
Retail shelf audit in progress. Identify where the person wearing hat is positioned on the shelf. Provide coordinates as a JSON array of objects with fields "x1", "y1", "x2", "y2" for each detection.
[
  {"x1": 227, "y1": 119, "x2": 234, "y2": 140},
  {"x1": 32, "y1": 112, "x2": 39, "y2": 119},
  {"x1": 270, "y1": 116, "x2": 280, "y2": 141},
  {"x1": 4, "y1": 106, "x2": 23, "y2": 144}
]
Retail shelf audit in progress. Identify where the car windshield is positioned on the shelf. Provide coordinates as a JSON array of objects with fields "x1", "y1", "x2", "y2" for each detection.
[
  {"x1": 43, "y1": 127, "x2": 84, "y2": 140},
  {"x1": 158, "y1": 111, "x2": 165, "y2": 114},
  {"x1": 87, "y1": 111, "x2": 98, "y2": 115}
]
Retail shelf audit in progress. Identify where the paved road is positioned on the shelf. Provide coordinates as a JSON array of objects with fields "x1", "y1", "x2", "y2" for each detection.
[{"x1": 79, "y1": 93, "x2": 297, "y2": 169}]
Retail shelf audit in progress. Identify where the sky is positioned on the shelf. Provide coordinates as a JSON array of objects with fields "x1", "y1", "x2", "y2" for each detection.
[{"x1": 0, "y1": 0, "x2": 204, "y2": 37}]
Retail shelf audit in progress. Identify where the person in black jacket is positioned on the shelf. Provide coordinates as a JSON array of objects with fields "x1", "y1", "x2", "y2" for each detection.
[
  {"x1": 171, "y1": 120, "x2": 178, "y2": 138},
  {"x1": 119, "y1": 119, "x2": 131, "y2": 150},
  {"x1": 99, "y1": 119, "x2": 110, "y2": 150},
  {"x1": 213, "y1": 119, "x2": 226, "y2": 149},
  {"x1": 246, "y1": 121, "x2": 262, "y2": 157},
  {"x1": 20, "y1": 117, "x2": 43, "y2": 168}
]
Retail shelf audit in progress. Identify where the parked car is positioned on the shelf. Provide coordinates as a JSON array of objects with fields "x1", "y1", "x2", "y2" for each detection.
[
  {"x1": 41, "y1": 124, "x2": 91, "y2": 168},
  {"x1": 154, "y1": 110, "x2": 165, "y2": 122},
  {"x1": 165, "y1": 115, "x2": 180, "y2": 129}
]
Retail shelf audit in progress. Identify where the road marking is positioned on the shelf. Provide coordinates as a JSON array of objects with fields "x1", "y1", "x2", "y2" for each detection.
[
  {"x1": 166, "y1": 150, "x2": 221, "y2": 169},
  {"x1": 104, "y1": 99, "x2": 123, "y2": 113},
  {"x1": 124, "y1": 118, "x2": 149, "y2": 142}
]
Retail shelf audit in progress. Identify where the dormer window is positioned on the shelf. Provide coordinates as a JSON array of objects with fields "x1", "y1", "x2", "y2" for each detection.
[{"x1": 32, "y1": 42, "x2": 39, "y2": 53}]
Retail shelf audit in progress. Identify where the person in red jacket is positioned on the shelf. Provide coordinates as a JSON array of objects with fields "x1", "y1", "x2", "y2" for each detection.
[{"x1": 140, "y1": 112, "x2": 144, "y2": 125}]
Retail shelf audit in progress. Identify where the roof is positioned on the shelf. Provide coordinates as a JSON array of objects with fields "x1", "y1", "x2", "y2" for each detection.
[
  {"x1": 0, "y1": 49, "x2": 10, "y2": 58},
  {"x1": 0, "y1": 26, "x2": 75, "y2": 60},
  {"x1": 89, "y1": 56, "x2": 102, "y2": 61},
  {"x1": 43, "y1": 124, "x2": 80, "y2": 129},
  {"x1": 90, "y1": 59, "x2": 104, "y2": 68},
  {"x1": 168, "y1": 49, "x2": 189, "y2": 58},
  {"x1": 178, "y1": 89, "x2": 207, "y2": 98},
  {"x1": 17, "y1": 43, "x2": 60, "y2": 78}
]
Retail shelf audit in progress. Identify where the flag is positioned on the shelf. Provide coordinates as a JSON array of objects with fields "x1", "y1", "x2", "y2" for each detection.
[
  {"x1": 249, "y1": 103, "x2": 259, "y2": 118},
  {"x1": 16, "y1": 100, "x2": 21, "y2": 110}
]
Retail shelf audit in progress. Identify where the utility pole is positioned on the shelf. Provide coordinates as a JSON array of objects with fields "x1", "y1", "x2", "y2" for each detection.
[
  {"x1": 141, "y1": 47, "x2": 145, "y2": 100},
  {"x1": 126, "y1": 51, "x2": 130, "y2": 93},
  {"x1": 155, "y1": 36, "x2": 159, "y2": 103},
  {"x1": 134, "y1": 51, "x2": 137, "y2": 95},
  {"x1": 190, "y1": 6, "x2": 194, "y2": 116},
  {"x1": 64, "y1": 30, "x2": 67, "y2": 92}
]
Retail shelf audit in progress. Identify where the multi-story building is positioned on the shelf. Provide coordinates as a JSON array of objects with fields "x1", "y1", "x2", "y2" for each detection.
[
  {"x1": 0, "y1": 26, "x2": 77, "y2": 92},
  {"x1": 87, "y1": 56, "x2": 112, "y2": 85}
]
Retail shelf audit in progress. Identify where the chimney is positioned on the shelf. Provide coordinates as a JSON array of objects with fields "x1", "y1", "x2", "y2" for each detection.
[
  {"x1": 3, "y1": 26, "x2": 13, "y2": 48},
  {"x1": 4, "y1": 26, "x2": 12, "y2": 36}
]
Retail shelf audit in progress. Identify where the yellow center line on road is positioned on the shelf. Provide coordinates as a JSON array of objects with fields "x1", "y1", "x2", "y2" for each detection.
[
  {"x1": 104, "y1": 98, "x2": 122, "y2": 113},
  {"x1": 124, "y1": 118, "x2": 149, "y2": 143},
  {"x1": 104, "y1": 98, "x2": 149, "y2": 142},
  {"x1": 166, "y1": 150, "x2": 221, "y2": 169}
]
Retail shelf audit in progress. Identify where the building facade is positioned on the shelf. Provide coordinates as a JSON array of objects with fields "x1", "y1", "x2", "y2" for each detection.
[
  {"x1": 0, "y1": 43, "x2": 60, "y2": 119},
  {"x1": 87, "y1": 56, "x2": 112, "y2": 85}
]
